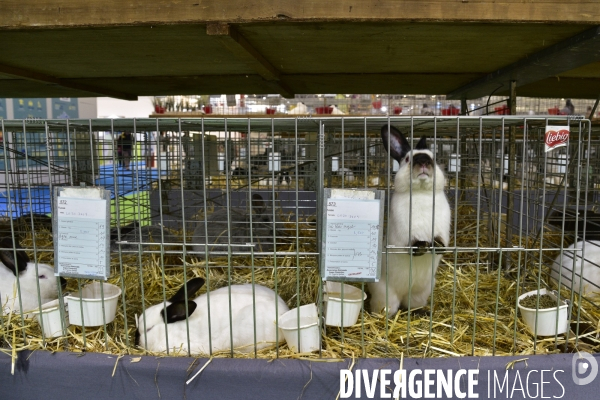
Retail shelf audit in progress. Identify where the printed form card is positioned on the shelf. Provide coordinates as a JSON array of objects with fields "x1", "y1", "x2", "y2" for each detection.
[
  {"x1": 55, "y1": 195, "x2": 110, "y2": 279},
  {"x1": 323, "y1": 198, "x2": 381, "y2": 281}
]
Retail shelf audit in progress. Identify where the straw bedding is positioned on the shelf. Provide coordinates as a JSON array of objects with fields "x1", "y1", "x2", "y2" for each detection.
[{"x1": 2, "y1": 205, "x2": 599, "y2": 363}]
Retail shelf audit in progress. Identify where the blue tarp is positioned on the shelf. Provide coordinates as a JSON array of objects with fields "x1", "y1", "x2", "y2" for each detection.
[{"x1": 0, "y1": 162, "x2": 161, "y2": 217}]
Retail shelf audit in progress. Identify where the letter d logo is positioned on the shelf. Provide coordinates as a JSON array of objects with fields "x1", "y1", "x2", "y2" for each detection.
[{"x1": 572, "y1": 352, "x2": 598, "y2": 386}]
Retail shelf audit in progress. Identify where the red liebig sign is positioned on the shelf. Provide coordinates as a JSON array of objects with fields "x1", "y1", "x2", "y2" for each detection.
[{"x1": 545, "y1": 126, "x2": 570, "y2": 152}]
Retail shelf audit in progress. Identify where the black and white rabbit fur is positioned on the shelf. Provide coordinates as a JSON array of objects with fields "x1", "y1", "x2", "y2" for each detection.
[
  {"x1": 0, "y1": 236, "x2": 62, "y2": 316},
  {"x1": 369, "y1": 125, "x2": 451, "y2": 317},
  {"x1": 136, "y1": 277, "x2": 289, "y2": 354}
]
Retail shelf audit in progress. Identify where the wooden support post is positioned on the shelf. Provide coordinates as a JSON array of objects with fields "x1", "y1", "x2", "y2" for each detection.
[
  {"x1": 508, "y1": 81, "x2": 517, "y2": 115},
  {"x1": 589, "y1": 95, "x2": 600, "y2": 119},
  {"x1": 460, "y1": 97, "x2": 468, "y2": 115}
]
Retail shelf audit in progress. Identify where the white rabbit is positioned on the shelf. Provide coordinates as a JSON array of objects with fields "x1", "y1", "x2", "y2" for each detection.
[
  {"x1": 288, "y1": 102, "x2": 308, "y2": 115},
  {"x1": 369, "y1": 125, "x2": 451, "y2": 317},
  {"x1": 0, "y1": 236, "x2": 63, "y2": 316},
  {"x1": 336, "y1": 167, "x2": 355, "y2": 182},
  {"x1": 230, "y1": 157, "x2": 248, "y2": 173},
  {"x1": 137, "y1": 277, "x2": 290, "y2": 354},
  {"x1": 330, "y1": 105, "x2": 345, "y2": 115},
  {"x1": 551, "y1": 240, "x2": 600, "y2": 296}
]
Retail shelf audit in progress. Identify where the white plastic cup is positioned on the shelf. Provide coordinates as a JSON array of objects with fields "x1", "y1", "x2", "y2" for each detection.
[
  {"x1": 332, "y1": 157, "x2": 339, "y2": 172},
  {"x1": 448, "y1": 154, "x2": 461, "y2": 173},
  {"x1": 324, "y1": 282, "x2": 366, "y2": 327},
  {"x1": 268, "y1": 152, "x2": 281, "y2": 172},
  {"x1": 518, "y1": 288, "x2": 569, "y2": 336},
  {"x1": 278, "y1": 304, "x2": 320, "y2": 353},
  {"x1": 32, "y1": 298, "x2": 69, "y2": 338},
  {"x1": 66, "y1": 282, "x2": 122, "y2": 327}
]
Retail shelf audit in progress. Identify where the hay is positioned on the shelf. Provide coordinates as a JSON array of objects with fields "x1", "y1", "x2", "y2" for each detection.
[{"x1": 2, "y1": 205, "x2": 600, "y2": 362}]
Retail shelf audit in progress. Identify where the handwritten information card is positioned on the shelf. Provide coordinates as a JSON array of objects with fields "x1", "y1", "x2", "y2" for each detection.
[
  {"x1": 54, "y1": 188, "x2": 111, "y2": 280},
  {"x1": 321, "y1": 190, "x2": 384, "y2": 282}
]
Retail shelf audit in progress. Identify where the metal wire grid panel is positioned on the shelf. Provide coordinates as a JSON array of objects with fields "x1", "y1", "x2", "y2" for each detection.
[{"x1": 0, "y1": 116, "x2": 598, "y2": 358}]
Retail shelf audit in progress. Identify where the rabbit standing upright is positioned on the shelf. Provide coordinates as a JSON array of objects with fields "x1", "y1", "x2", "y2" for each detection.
[
  {"x1": 136, "y1": 277, "x2": 289, "y2": 354},
  {"x1": 0, "y1": 236, "x2": 64, "y2": 316},
  {"x1": 551, "y1": 240, "x2": 600, "y2": 296},
  {"x1": 369, "y1": 125, "x2": 451, "y2": 317}
]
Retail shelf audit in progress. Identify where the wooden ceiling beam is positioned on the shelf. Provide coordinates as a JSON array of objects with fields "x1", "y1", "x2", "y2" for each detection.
[
  {"x1": 207, "y1": 23, "x2": 294, "y2": 98},
  {"x1": 0, "y1": 63, "x2": 138, "y2": 100},
  {"x1": 2, "y1": 1, "x2": 600, "y2": 28},
  {"x1": 447, "y1": 25, "x2": 600, "y2": 100}
]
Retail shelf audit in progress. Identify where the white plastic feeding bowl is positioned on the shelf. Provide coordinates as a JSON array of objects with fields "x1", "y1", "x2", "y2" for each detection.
[
  {"x1": 324, "y1": 282, "x2": 366, "y2": 327},
  {"x1": 32, "y1": 297, "x2": 69, "y2": 338},
  {"x1": 518, "y1": 288, "x2": 569, "y2": 336},
  {"x1": 278, "y1": 303, "x2": 320, "y2": 353},
  {"x1": 66, "y1": 282, "x2": 121, "y2": 327}
]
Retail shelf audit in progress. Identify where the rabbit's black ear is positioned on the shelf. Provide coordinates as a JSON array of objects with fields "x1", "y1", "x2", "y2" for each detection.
[
  {"x1": 381, "y1": 125, "x2": 411, "y2": 163},
  {"x1": 415, "y1": 137, "x2": 428, "y2": 150},
  {"x1": 162, "y1": 301, "x2": 197, "y2": 324},
  {"x1": 251, "y1": 194, "x2": 267, "y2": 214},
  {"x1": 168, "y1": 277, "x2": 205, "y2": 303},
  {"x1": 0, "y1": 237, "x2": 29, "y2": 276}
]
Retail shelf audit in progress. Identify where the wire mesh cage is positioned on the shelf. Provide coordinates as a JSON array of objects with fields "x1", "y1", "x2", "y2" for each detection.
[
  {"x1": 151, "y1": 94, "x2": 600, "y2": 119},
  {"x1": 0, "y1": 116, "x2": 598, "y2": 360}
]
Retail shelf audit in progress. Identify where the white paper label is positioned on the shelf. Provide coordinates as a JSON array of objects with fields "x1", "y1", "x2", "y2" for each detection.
[
  {"x1": 56, "y1": 197, "x2": 108, "y2": 278},
  {"x1": 324, "y1": 199, "x2": 380, "y2": 280}
]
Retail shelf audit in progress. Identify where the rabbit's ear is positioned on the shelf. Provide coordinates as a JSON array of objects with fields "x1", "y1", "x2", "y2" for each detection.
[
  {"x1": 168, "y1": 277, "x2": 205, "y2": 303},
  {"x1": 381, "y1": 125, "x2": 411, "y2": 163},
  {"x1": 162, "y1": 301, "x2": 198, "y2": 323},
  {"x1": 0, "y1": 237, "x2": 29, "y2": 276},
  {"x1": 415, "y1": 136, "x2": 428, "y2": 150},
  {"x1": 251, "y1": 194, "x2": 267, "y2": 214}
]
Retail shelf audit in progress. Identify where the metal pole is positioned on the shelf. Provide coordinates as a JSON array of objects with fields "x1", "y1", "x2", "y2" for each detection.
[{"x1": 505, "y1": 80, "x2": 517, "y2": 270}]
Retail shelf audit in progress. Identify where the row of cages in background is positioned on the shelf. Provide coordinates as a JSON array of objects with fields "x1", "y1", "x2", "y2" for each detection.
[
  {"x1": 0, "y1": 116, "x2": 599, "y2": 362},
  {"x1": 151, "y1": 94, "x2": 600, "y2": 118}
]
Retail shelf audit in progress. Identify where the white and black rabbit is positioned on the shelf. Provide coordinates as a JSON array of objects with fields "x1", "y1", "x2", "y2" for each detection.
[
  {"x1": 551, "y1": 240, "x2": 600, "y2": 296},
  {"x1": 136, "y1": 277, "x2": 289, "y2": 354},
  {"x1": 0, "y1": 236, "x2": 64, "y2": 316},
  {"x1": 369, "y1": 125, "x2": 451, "y2": 317},
  {"x1": 191, "y1": 194, "x2": 283, "y2": 257}
]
